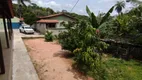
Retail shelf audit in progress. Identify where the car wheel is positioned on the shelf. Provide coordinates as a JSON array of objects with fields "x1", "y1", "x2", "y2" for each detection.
[
  {"x1": 19, "y1": 30, "x2": 22, "y2": 33},
  {"x1": 24, "y1": 31, "x2": 26, "y2": 34}
]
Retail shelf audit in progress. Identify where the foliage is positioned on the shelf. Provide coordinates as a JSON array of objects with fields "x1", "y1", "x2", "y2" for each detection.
[
  {"x1": 74, "y1": 48, "x2": 142, "y2": 80},
  {"x1": 13, "y1": 3, "x2": 89, "y2": 25},
  {"x1": 73, "y1": 47, "x2": 107, "y2": 80},
  {"x1": 86, "y1": 6, "x2": 114, "y2": 39},
  {"x1": 13, "y1": 3, "x2": 55, "y2": 25},
  {"x1": 23, "y1": 12, "x2": 38, "y2": 25},
  {"x1": 86, "y1": 6, "x2": 114, "y2": 29},
  {"x1": 114, "y1": 14, "x2": 136, "y2": 38},
  {"x1": 45, "y1": 31, "x2": 54, "y2": 42},
  {"x1": 62, "y1": 12, "x2": 89, "y2": 21},
  {"x1": 58, "y1": 20, "x2": 108, "y2": 52},
  {"x1": 58, "y1": 6, "x2": 112, "y2": 80},
  {"x1": 17, "y1": 0, "x2": 31, "y2": 7},
  {"x1": 115, "y1": 1, "x2": 125, "y2": 14}
]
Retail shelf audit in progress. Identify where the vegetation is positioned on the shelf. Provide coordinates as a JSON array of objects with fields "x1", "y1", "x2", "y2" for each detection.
[
  {"x1": 115, "y1": 1, "x2": 125, "y2": 14},
  {"x1": 58, "y1": 5, "x2": 114, "y2": 79},
  {"x1": 45, "y1": 31, "x2": 54, "y2": 42},
  {"x1": 13, "y1": 3, "x2": 55, "y2": 25},
  {"x1": 58, "y1": 1, "x2": 142, "y2": 79},
  {"x1": 103, "y1": 55, "x2": 142, "y2": 80},
  {"x1": 17, "y1": 0, "x2": 31, "y2": 7}
]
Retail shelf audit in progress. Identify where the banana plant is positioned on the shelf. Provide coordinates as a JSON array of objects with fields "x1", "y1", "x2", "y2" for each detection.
[{"x1": 86, "y1": 6, "x2": 114, "y2": 30}]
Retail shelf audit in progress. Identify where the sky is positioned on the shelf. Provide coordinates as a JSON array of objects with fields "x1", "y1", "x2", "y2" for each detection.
[{"x1": 13, "y1": 0, "x2": 136, "y2": 16}]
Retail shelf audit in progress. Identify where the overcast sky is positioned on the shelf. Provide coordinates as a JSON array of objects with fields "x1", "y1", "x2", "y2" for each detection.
[{"x1": 13, "y1": 0, "x2": 135, "y2": 15}]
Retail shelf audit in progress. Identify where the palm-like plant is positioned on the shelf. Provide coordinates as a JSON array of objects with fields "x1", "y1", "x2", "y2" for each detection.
[
  {"x1": 115, "y1": 1, "x2": 125, "y2": 14},
  {"x1": 86, "y1": 6, "x2": 114, "y2": 34}
]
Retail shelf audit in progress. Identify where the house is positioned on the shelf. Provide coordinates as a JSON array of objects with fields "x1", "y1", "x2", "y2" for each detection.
[
  {"x1": 0, "y1": 0, "x2": 14, "y2": 80},
  {"x1": 33, "y1": 13, "x2": 76, "y2": 35}
]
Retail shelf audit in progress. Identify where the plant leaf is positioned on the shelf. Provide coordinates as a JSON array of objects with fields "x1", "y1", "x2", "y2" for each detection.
[
  {"x1": 86, "y1": 6, "x2": 92, "y2": 17},
  {"x1": 100, "y1": 6, "x2": 114, "y2": 27},
  {"x1": 91, "y1": 13, "x2": 99, "y2": 28}
]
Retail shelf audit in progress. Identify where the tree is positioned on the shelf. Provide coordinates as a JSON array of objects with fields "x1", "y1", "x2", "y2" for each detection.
[
  {"x1": 46, "y1": 8, "x2": 55, "y2": 15},
  {"x1": 115, "y1": 1, "x2": 125, "y2": 14},
  {"x1": 62, "y1": 10, "x2": 68, "y2": 13},
  {"x1": 126, "y1": 0, "x2": 142, "y2": 4},
  {"x1": 17, "y1": 0, "x2": 31, "y2": 18},
  {"x1": 23, "y1": 12, "x2": 37, "y2": 25}
]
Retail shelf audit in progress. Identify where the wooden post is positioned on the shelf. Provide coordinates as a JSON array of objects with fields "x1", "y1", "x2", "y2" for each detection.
[
  {"x1": 3, "y1": 14, "x2": 10, "y2": 48},
  {"x1": 0, "y1": 39, "x2": 5, "y2": 74},
  {"x1": 7, "y1": 18, "x2": 11, "y2": 40}
]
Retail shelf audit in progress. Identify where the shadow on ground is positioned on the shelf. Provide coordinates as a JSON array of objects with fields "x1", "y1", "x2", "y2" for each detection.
[
  {"x1": 53, "y1": 50, "x2": 89, "y2": 80},
  {"x1": 53, "y1": 50, "x2": 74, "y2": 58}
]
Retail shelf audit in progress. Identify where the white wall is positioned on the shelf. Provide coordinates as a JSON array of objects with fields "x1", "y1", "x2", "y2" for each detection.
[{"x1": 36, "y1": 23, "x2": 47, "y2": 34}]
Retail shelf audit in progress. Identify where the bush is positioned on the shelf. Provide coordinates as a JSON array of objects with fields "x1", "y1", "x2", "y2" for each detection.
[
  {"x1": 58, "y1": 20, "x2": 109, "y2": 79},
  {"x1": 58, "y1": 20, "x2": 108, "y2": 52},
  {"x1": 54, "y1": 35, "x2": 58, "y2": 40},
  {"x1": 73, "y1": 47, "x2": 107, "y2": 80},
  {"x1": 45, "y1": 31, "x2": 54, "y2": 42}
]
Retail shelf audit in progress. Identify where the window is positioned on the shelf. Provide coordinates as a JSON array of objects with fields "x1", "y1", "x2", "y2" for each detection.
[{"x1": 46, "y1": 23, "x2": 56, "y2": 28}]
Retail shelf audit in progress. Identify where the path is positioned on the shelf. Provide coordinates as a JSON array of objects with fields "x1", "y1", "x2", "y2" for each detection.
[{"x1": 24, "y1": 39, "x2": 86, "y2": 80}]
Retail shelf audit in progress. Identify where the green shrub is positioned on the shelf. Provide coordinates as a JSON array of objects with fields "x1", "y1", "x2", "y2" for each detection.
[
  {"x1": 73, "y1": 47, "x2": 107, "y2": 80},
  {"x1": 58, "y1": 20, "x2": 108, "y2": 52},
  {"x1": 58, "y1": 20, "x2": 109, "y2": 79},
  {"x1": 54, "y1": 35, "x2": 58, "y2": 40},
  {"x1": 44, "y1": 31, "x2": 54, "y2": 42}
]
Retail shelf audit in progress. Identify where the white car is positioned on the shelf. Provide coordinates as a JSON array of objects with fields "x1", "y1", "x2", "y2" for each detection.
[{"x1": 19, "y1": 25, "x2": 34, "y2": 34}]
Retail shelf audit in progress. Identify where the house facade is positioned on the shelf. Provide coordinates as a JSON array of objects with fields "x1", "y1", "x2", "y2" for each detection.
[{"x1": 33, "y1": 13, "x2": 76, "y2": 35}]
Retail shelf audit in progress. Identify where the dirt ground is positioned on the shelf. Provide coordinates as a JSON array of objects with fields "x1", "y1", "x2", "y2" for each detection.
[{"x1": 24, "y1": 38, "x2": 91, "y2": 80}]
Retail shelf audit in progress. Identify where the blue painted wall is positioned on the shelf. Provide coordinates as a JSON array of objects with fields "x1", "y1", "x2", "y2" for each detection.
[{"x1": 12, "y1": 22, "x2": 21, "y2": 29}]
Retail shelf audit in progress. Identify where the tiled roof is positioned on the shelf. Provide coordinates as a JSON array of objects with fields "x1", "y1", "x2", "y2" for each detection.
[
  {"x1": 38, "y1": 13, "x2": 76, "y2": 20},
  {"x1": 37, "y1": 20, "x2": 59, "y2": 23},
  {"x1": 20, "y1": 18, "x2": 24, "y2": 21}
]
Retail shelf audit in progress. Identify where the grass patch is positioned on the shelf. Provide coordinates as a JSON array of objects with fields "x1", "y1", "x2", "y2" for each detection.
[
  {"x1": 102, "y1": 55, "x2": 142, "y2": 80},
  {"x1": 74, "y1": 53, "x2": 142, "y2": 80}
]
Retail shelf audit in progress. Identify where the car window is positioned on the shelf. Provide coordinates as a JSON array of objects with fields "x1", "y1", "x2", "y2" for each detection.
[{"x1": 24, "y1": 27, "x2": 32, "y2": 29}]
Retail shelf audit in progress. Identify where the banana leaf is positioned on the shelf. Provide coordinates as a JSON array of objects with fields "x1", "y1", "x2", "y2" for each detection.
[
  {"x1": 86, "y1": 6, "x2": 92, "y2": 17},
  {"x1": 91, "y1": 13, "x2": 99, "y2": 28},
  {"x1": 100, "y1": 6, "x2": 114, "y2": 26}
]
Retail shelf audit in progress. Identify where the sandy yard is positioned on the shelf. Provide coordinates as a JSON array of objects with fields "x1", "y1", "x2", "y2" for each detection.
[{"x1": 23, "y1": 38, "x2": 89, "y2": 80}]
